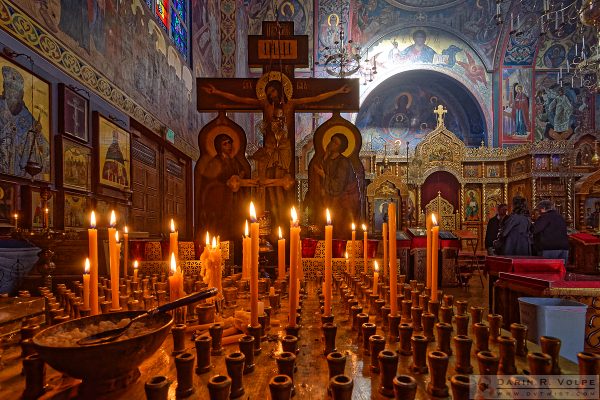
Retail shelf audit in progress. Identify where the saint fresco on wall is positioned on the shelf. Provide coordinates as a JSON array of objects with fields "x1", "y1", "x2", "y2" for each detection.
[
  {"x1": 534, "y1": 72, "x2": 587, "y2": 141},
  {"x1": 501, "y1": 68, "x2": 532, "y2": 144}
]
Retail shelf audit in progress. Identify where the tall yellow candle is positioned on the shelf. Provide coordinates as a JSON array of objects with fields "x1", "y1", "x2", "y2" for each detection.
[
  {"x1": 211, "y1": 237, "x2": 222, "y2": 298},
  {"x1": 249, "y1": 202, "x2": 260, "y2": 326},
  {"x1": 116, "y1": 232, "x2": 122, "y2": 294},
  {"x1": 278, "y1": 227, "x2": 286, "y2": 280},
  {"x1": 88, "y1": 212, "x2": 99, "y2": 315},
  {"x1": 383, "y1": 222, "x2": 388, "y2": 281},
  {"x1": 431, "y1": 214, "x2": 440, "y2": 302},
  {"x1": 362, "y1": 224, "x2": 368, "y2": 275},
  {"x1": 123, "y1": 226, "x2": 129, "y2": 279},
  {"x1": 108, "y1": 211, "x2": 120, "y2": 310},
  {"x1": 389, "y1": 203, "x2": 398, "y2": 315},
  {"x1": 350, "y1": 223, "x2": 356, "y2": 276},
  {"x1": 289, "y1": 207, "x2": 300, "y2": 327},
  {"x1": 426, "y1": 213, "x2": 433, "y2": 289},
  {"x1": 372, "y1": 261, "x2": 379, "y2": 296},
  {"x1": 324, "y1": 209, "x2": 333, "y2": 316},
  {"x1": 133, "y1": 260, "x2": 139, "y2": 282},
  {"x1": 170, "y1": 219, "x2": 178, "y2": 262},
  {"x1": 83, "y1": 258, "x2": 90, "y2": 309},
  {"x1": 169, "y1": 252, "x2": 183, "y2": 300},
  {"x1": 243, "y1": 221, "x2": 251, "y2": 280}
]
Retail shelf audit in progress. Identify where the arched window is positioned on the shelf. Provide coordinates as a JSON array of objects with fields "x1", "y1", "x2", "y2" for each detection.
[{"x1": 145, "y1": 0, "x2": 190, "y2": 61}]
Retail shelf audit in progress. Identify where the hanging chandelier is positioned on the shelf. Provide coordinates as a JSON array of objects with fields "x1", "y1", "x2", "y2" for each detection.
[{"x1": 315, "y1": 0, "x2": 362, "y2": 78}]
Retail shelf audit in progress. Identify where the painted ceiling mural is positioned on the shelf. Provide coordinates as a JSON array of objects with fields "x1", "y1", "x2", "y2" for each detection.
[
  {"x1": 355, "y1": 69, "x2": 487, "y2": 151},
  {"x1": 18, "y1": 0, "x2": 199, "y2": 155}
]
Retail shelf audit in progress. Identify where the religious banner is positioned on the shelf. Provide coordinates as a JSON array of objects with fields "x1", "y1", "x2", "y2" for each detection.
[
  {"x1": 194, "y1": 112, "x2": 252, "y2": 240},
  {"x1": 0, "y1": 55, "x2": 51, "y2": 181},
  {"x1": 305, "y1": 113, "x2": 364, "y2": 238},
  {"x1": 96, "y1": 114, "x2": 131, "y2": 192}
]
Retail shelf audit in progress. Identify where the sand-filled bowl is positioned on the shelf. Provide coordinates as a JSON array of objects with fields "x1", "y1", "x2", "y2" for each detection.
[{"x1": 32, "y1": 311, "x2": 173, "y2": 382}]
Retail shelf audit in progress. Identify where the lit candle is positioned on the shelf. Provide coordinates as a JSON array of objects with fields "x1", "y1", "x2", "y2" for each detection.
[
  {"x1": 388, "y1": 202, "x2": 398, "y2": 315},
  {"x1": 43, "y1": 207, "x2": 49, "y2": 228},
  {"x1": 372, "y1": 261, "x2": 379, "y2": 297},
  {"x1": 426, "y1": 213, "x2": 433, "y2": 289},
  {"x1": 362, "y1": 224, "x2": 368, "y2": 275},
  {"x1": 13, "y1": 213, "x2": 18, "y2": 229},
  {"x1": 249, "y1": 202, "x2": 260, "y2": 326},
  {"x1": 133, "y1": 260, "x2": 139, "y2": 282},
  {"x1": 350, "y1": 223, "x2": 356, "y2": 276},
  {"x1": 88, "y1": 212, "x2": 99, "y2": 315},
  {"x1": 83, "y1": 258, "x2": 90, "y2": 309},
  {"x1": 123, "y1": 226, "x2": 129, "y2": 279},
  {"x1": 324, "y1": 209, "x2": 333, "y2": 316},
  {"x1": 431, "y1": 214, "x2": 440, "y2": 302},
  {"x1": 108, "y1": 211, "x2": 120, "y2": 310},
  {"x1": 289, "y1": 207, "x2": 300, "y2": 327},
  {"x1": 170, "y1": 219, "x2": 178, "y2": 262},
  {"x1": 169, "y1": 252, "x2": 183, "y2": 300},
  {"x1": 278, "y1": 227, "x2": 286, "y2": 281},
  {"x1": 243, "y1": 221, "x2": 251, "y2": 280},
  {"x1": 382, "y1": 221, "x2": 388, "y2": 281},
  {"x1": 211, "y1": 236, "x2": 222, "y2": 298},
  {"x1": 345, "y1": 252, "x2": 349, "y2": 274}
]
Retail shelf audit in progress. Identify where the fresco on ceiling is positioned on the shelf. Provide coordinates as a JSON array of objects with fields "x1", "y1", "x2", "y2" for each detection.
[
  {"x1": 20, "y1": 0, "x2": 198, "y2": 152},
  {"x1": 534, "y1": 71, "x2": 592, "y2": 142},
  {"x1": 245, "y1": 0, "x2": 313, "y2": 64},
  {"x1": 192, "y1": 0, "x2": 220, "y2": 78},
  {"x1": 503, "y1": 2, "x2": 541, "y2": 66},
  {"x1": 535, "y1": 22, "x2": 596, "y2": 70},
  {"x1": 359, "y1": 28, "x2": 491, "y2": 112},
  {"x1": 344, "y1": 0, "x2": 500, "y2": 68},
  {"x1": 501, "y1": 68, "x2": 533, "y2": 144},
  {"x1": 354, "y1": 70, "x2": 486, "y2": 152}
]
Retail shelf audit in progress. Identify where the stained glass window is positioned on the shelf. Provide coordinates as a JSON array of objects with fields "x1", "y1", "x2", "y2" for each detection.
[{"x1": 144, "y1": 0, "x2": 189, "y2": 61}]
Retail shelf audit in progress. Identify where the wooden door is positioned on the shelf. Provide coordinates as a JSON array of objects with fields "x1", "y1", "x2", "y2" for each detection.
[
  {"x1": 164, "y1": 150, "x2": 188, "y2": 236},
  {"x1": 131, "y1": 133, "x2": 161, "y2": 234}
]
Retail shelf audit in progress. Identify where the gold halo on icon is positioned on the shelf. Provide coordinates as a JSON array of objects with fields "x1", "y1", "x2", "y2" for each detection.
[
  {"x1": 256, "y1": 71, "x2": 293, "y2": 101},
  {"x1": 204, "y1": 125, "x2": 241, "y2": 158},
  {"x1": 322, "y1": 125, "x2": 356, "y2": 157}
]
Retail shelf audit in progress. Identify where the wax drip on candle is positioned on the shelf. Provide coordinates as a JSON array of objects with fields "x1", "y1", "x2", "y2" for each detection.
[
  {"x1": 110, "y1": 210, "x2": 116, "y2": 227},
  {"x1": 85, "y1": 258, "x2": 90, "y2": 274},
  {"x1": 326, "y1": 209, "x2": 332, "y2": 225}
]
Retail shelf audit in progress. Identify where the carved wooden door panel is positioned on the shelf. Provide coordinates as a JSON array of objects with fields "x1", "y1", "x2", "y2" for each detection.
[
  {"x1": 164, "y1": 150, "x2": 187, "y2": 237},
  {"x1": 131, "y1": 134, "x2": 161, "y2": 234}
]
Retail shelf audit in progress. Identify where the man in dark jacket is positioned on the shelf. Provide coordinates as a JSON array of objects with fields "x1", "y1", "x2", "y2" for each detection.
[
  {"x1": 533, "y1": 200, "x2": 569, "y2": 266},
  {"x1": 485, "y1": 203, "x2": 507, "y2": 255}
]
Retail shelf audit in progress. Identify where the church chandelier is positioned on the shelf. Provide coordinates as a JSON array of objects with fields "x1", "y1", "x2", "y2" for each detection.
[{"x1": 496, "y1": 0, "x2": 600, "y2": 92}]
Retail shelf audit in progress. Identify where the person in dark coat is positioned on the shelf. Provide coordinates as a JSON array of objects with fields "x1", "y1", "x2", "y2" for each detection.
[
  {"x1": 532, "y1": 199, "x2": 569, "y2": 266},
  {"x1": 485, "y1": 203, "x2": 508, "y2": 255},
  {"x1": 495, "y1": 196, "x2": 532, "y2": 256}
]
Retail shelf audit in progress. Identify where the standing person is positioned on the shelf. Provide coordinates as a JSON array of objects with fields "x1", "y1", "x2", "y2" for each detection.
[
  {"x1": 532, "y1": 200, "x2": 569, "y2": 266},
  {"x1": 485, "y1": 203, "x2": 507, "y2": 255},
  {"x1": 494, "y1": 196, "x2": 532, "y2": 256}
]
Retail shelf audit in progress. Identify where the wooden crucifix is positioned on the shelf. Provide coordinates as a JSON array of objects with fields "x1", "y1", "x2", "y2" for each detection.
[{"x1": 197, "y1": 21, "x2": 360, "y2": 229}]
